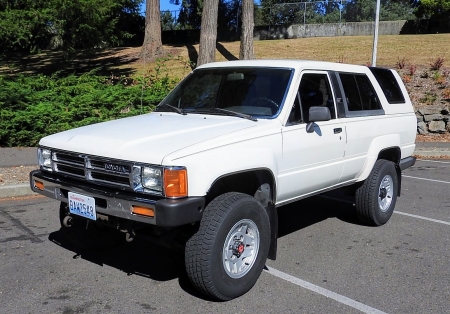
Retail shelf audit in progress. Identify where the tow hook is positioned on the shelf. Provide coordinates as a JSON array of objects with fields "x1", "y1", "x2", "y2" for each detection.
[
  {"x1": 125, "y1": 230, "x2": 136, "y2": 242},
  {"x1": 62, "y1": 216, "x2": 73, "y2": 228}
]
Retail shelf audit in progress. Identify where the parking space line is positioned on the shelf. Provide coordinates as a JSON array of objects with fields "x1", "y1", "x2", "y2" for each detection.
[
  {"x1": 403, "y1": 175, "x2": 450, "y2": 184},
  {"x1": 395, "y1": 211, "x2": 450, "y2": 226},
  {"x1": 264, "y1": 266, "x2": 388, "y2": 314}
]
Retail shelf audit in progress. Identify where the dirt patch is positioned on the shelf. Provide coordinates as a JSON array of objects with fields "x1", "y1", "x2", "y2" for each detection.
[
  {"x1": 0, "y1": 166, "x2": 38, "y2": 186},
  {"x1": 416, "y1": 134, "x2": 450, "y2": 142}
]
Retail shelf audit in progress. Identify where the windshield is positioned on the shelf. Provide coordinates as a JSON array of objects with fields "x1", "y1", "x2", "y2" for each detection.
[{"x1": 157, "y1": 67, "x2": 293, "y2": 118}]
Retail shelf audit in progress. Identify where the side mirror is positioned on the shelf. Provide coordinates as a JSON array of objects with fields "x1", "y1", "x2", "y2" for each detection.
[{"x1": 306, "y1": 106, "x2": 331, "y2": 133}]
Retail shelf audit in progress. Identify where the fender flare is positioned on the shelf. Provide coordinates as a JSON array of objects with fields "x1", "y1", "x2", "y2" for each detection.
[{"x1": 355, "y1": 134, "x2": 401, "y2": 182}]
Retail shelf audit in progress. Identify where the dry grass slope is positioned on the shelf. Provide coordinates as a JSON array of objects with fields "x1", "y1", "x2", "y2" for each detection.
[{"x1": 134, "y1": 34, "x2": 450, "y2": 78}]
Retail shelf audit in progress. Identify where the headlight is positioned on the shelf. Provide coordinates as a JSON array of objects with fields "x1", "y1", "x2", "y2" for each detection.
[
  {"x1": 132, "y1": 165, "x2": 187, "y2": 198},
  {"x1": 142, "y1": 166, "x2": 162, "y2": 191},
  {"x1": 38, "y1": 148, "x2": 53, "y2": 172}
]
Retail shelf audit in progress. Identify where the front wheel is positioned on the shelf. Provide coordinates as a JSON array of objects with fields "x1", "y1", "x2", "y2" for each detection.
[
  {"x1": 355, "y1": 159, "x2": 398, "y2": 226},
  {"x1": 185, "y1": 192, "x2": 270, "y2": 300}
]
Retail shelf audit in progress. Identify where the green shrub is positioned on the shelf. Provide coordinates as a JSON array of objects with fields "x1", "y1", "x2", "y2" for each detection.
[{"x1": 0, "y1": 70, "x2": 178, "y2": 147}]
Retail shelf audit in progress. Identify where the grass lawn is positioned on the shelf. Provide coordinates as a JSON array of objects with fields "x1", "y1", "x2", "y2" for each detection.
[{"x1": 1, "y1": 34, "x2": 449, "y2": 79}]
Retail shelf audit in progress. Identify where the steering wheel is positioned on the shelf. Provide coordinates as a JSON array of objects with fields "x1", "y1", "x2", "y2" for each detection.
[{"x1": 250, "y1": 97, "x2": 279, "y2": 114}]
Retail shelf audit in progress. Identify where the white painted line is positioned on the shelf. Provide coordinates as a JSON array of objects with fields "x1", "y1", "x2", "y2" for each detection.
[
  {"x1": 394, "y1": 211, "x2": 450, "y2": 226},
  {"x1": 264, "y1": 266, "x2": 388, "y2": 314},
  {"x1": 416, "y1": 159, "x2": 450, "y2": 164},
  {"x1": 403, "y1": 175, "x2": 450, "y2": 184}
]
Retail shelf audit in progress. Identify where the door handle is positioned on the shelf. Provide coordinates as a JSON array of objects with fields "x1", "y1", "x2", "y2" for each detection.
[{"x1": 334, "y1": 128, "x2": 342, "y2": 134}]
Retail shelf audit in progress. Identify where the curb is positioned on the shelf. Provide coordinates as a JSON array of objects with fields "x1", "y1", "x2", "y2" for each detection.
[
  {"x1": 0, "y1": 184, "x2": 34, "y2": 199},
  {"x1": 413, "y1": 150, "x2": 450, "y2": 158}
]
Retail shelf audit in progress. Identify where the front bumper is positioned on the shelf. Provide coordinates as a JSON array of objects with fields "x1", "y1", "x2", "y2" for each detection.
[{"x1": 30, "y1": 170, "x2": 205, "y2": 227}]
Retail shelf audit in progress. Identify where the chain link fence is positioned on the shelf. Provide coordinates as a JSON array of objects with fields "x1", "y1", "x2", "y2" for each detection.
[{"x1": 255, "y1": 0, "x2": 415, "y2": 26}]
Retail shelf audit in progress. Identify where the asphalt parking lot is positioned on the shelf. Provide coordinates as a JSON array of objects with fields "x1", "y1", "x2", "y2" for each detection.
[{"x1": 0, "y1": 159, "x2": 449, "y2": 313}]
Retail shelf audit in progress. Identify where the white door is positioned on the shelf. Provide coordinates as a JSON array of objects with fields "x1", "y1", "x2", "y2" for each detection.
[{"x1": 277, "y1": 71, "x2": 346, "y2": 204}]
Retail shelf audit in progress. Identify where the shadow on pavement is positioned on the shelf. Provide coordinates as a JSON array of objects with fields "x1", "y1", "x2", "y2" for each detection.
[
  {"x1": 277, "y1": 191, "x2": 361, "y2": 238},
  {"x1": 48, "y1": 229, "x2": 184, "y2": 281},
  {"x1": 47, "y1": 189, "x2": 361, "y2": 300}
]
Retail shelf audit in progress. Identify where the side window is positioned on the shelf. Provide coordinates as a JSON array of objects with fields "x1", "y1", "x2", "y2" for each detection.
[
  {"x1": 339, "y1": 73, "x2": 382, "y2": 111},
  {"x1": 369, "y1": 67, "x2": 405, "y2": 104},
  {"x1": 289, "y1": 73, "x2": 336, "y2": 123}
]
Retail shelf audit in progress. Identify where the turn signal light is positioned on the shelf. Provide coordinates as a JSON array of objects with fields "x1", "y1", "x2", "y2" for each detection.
[
  {"x1": 164, "y1": 168, "x2": 187, "y2": 198},
  {"x1": 131, "y1": 205, "x2": 155, "y2": 217},
  {"x1": 34, "y1": 180, "x2": 44, "y2": 191}
]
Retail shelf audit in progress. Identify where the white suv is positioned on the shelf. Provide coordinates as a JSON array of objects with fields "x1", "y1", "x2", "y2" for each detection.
[{"x1": 30, "y1": 60, "x2": 417, "y2": 300}]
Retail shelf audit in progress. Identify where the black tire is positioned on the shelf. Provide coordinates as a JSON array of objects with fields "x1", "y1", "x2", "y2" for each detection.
[
  {"x1": 355, "y1": 159, "x2": 398, "y2": 226},
  {"x1": 59, "y1": 202, "x2": 124, "y2": 251},
  {"x1": 185, "y1": 192, "x2": 270, "y2": 301}
]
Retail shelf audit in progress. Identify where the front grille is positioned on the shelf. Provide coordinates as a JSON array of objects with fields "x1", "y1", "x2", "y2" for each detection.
[{"x1": 53, "y1": 150, "x2": 133, "y2": 190}]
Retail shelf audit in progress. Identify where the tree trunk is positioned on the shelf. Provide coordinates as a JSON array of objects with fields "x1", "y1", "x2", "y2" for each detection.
[
  {"x1": 239, "y1": 0, "x2": 254, "y2": 60},
  {"x1": 142, "y1": 0, "x2": 164, "y2": 59},
  {"x1": 197, "y1": 0, "x2": 219, "y2": 66}
]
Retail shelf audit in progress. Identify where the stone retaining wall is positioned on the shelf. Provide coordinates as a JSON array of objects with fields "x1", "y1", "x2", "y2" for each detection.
[{"x1": 416, "y1": 106, "x2": 450, "y2": 134}]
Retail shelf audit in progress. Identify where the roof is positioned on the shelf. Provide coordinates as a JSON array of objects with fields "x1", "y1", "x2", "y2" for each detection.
[{"x1": 196, "y1": 59, "x2": 379, "y2": 73}]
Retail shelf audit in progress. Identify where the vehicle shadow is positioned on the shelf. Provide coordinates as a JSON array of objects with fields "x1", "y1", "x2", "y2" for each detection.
[
  {"x1": 47, "y1": 189, "x2": 361, "y2": 300},
  {"x1": 48, "y1": 229, "x2": 185, "y2": 281},
  {"x1": 277, "y1": 191, "x2": 360, "y2": 238}
]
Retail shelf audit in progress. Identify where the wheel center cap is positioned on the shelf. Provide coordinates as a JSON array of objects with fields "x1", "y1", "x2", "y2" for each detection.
[
  {"x1": 379, "y1": 188, "x2": 387, "y2": 199},
  {"x1": 232, "y1": 241, "x2": 245, "y2": 255}
]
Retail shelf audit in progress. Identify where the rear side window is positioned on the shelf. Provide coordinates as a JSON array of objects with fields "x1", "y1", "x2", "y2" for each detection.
[
  {"x1": 339, "y1": 73, "x2": 382, "y2": 111},
  {"x1": 369, "y1": 67, "x2": 405, "y2": 104}
]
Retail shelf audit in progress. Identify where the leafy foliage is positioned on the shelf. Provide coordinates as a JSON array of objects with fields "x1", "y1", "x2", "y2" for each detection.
[
  {"x1": 0, "y1": 69, "x2": 178, "y2": 147},
  {"x1": 258, "y1": 0, "x2": 414, "y2": 25},
  {"x1": 0, "y1": 0, "x2": 143, "y2": 54},
  {"x1": 414, "y1": 0, "x2": 450, "y2": 19}
]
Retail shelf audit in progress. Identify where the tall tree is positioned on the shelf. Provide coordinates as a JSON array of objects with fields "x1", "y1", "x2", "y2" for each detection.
[
  {"x1": 239, "y1": 0, "x2": 254, "y2": 59},
  {"x1": 414, "y1": 0, "x2": 450, "y2": 19},
  {"x1": 197, "y1": 0, "x2": 219, "y2": 66},
  {"x1": 177, "y1": 0, "x2": 202, "y2": 29},
  {"x1": 161, "y1": 10, "x2": 179, "y2": 30},
  {"x1": 0, "y1": 0, "x2": 143, "y2": 54},
  {"x1": 142, "y1": 0, "x2": 164, "y2": 59}
]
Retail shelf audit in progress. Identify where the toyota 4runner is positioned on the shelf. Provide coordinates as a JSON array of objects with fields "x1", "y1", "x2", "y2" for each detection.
[{"x1": 30, "y1": 60, "x2": 417, "y2": 300}]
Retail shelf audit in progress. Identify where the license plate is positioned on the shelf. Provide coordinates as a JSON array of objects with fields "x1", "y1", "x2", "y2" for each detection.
[{"x1": 68, "y1": 192, "x2": 97, "y2": 221}]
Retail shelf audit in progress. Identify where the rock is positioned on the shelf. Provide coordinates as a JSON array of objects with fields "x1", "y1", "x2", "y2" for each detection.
[
  {"x1": 424, "y1": 114, "x2": 443, "y2": 122},
  {"x1": 416, "y1": 114, "x2": 423, "y2": 122},
  {"x1": 417, "y1": 121, "x2": 428, "y2": 134},
  {"x1": 417, "y1": 106, "x2": 442, "y2": 115},
  {"x1": 428, "y1": 120, "x2": 446, "y2": 133}
]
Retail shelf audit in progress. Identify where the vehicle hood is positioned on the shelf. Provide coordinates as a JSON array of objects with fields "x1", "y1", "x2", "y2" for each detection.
[{"x1": 39, "y1": 112, "x2": 259, "y2": 164}]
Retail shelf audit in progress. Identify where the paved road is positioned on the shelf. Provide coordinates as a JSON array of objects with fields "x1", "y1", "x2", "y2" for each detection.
[{"x1": 1, "y1": 159, "x2": 449, "y2": 313}]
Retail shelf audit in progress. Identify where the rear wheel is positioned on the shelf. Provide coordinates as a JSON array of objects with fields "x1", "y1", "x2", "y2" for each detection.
[
  {"x1": 59, "y1": 202, "x2": 124, "y2": 251},
  {"x1": 185, "y1": 192, "x2": 270, "y2": 300},
  {"x1": 355, "y1": 159, "x2": 398, "y2": 226}
]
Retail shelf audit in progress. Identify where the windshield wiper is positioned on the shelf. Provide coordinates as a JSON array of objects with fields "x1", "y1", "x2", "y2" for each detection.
[
  {"x1": 209, "y1": 108, "x2": 257, "y2": 122},
  {"x1": 155, "y1": 104, "x2": 187, "y2": 115}
]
